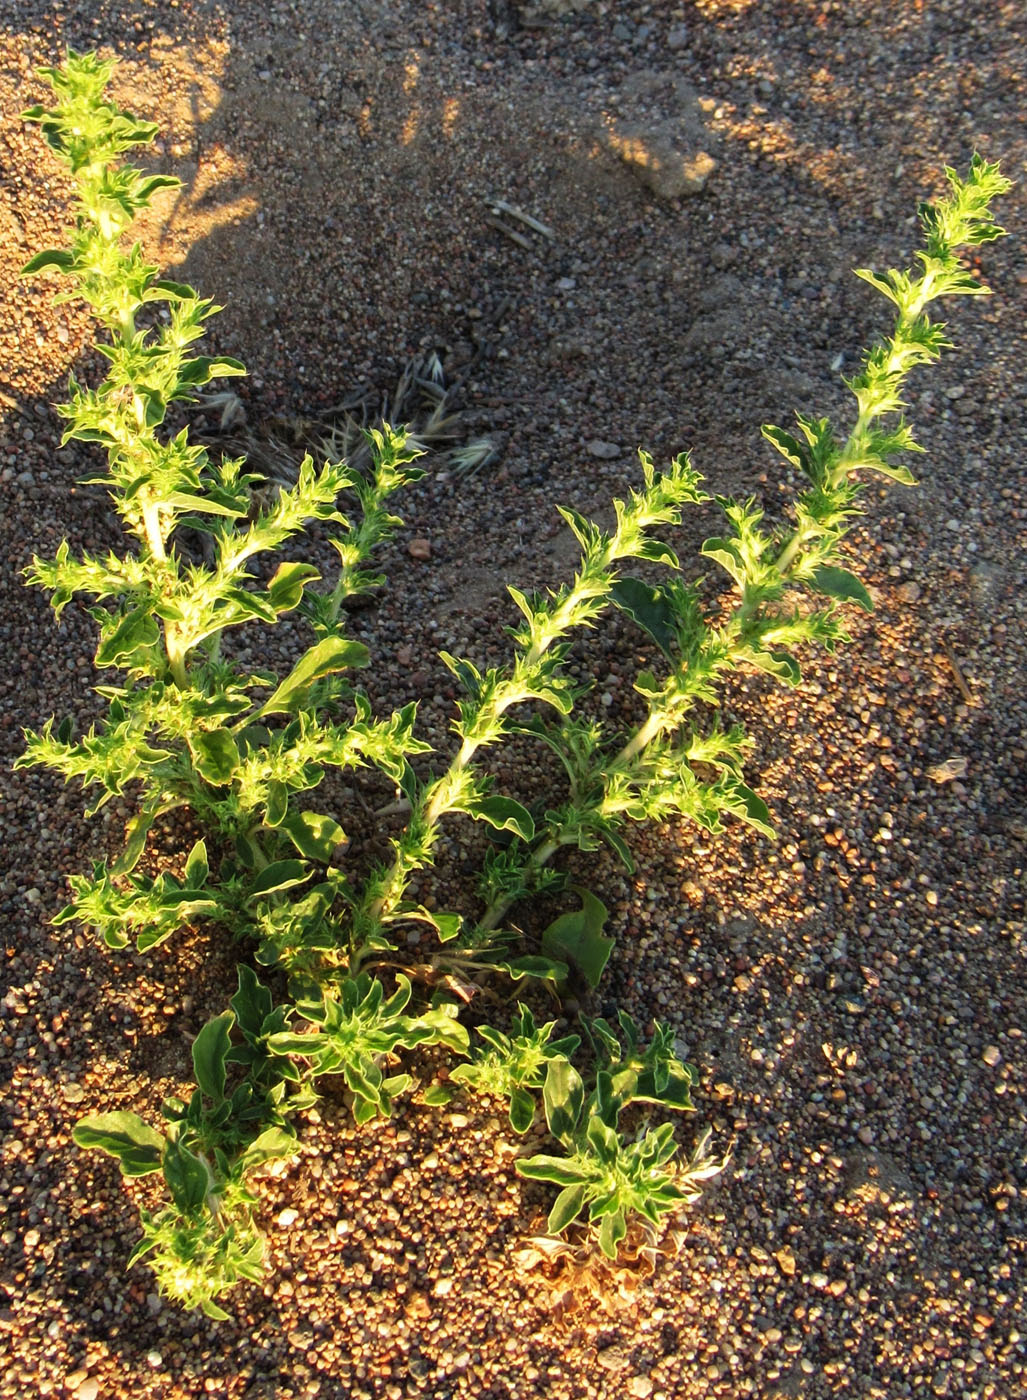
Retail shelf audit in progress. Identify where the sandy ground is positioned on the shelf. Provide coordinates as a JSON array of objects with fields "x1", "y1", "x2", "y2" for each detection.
[{"x1": 1, "y1": 2, "x2": 1025, "y2": 1397}]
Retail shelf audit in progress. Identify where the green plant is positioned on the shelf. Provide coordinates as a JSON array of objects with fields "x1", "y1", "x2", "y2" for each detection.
[
  {"x1": 19, "y1": 51, "x2": 1010, "y2": 1315},
  {"x1": 517, "y1": 1013, "x2": 706, "y2": 1258}
]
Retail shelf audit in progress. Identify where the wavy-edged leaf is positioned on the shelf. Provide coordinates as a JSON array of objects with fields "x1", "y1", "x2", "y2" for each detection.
[
  {"x1": 548, "y1": 1182, "x2": 587, "y2": 1233},
  {"x1": 177, "y1": 355, "x2": 246, "y2": 386},
  {"x1": 22, "y1": 248, "x2": 75, "y2": 276},
  {"x1": 809, "y1": 564, "x2": 873, "y2": 613},
  {"x1": 700, "y1": 538, "x2": 745, "y2": 587},
  {"x1": 383, "y1": 904, "x2": 463, "y2": 943},
  {"x1": 278, "y1": 809, "x2": 345, "y2": 863},
  {"x1": 515, "y1": 1152, "x2": 590, "y2": 1187},
  {"x1": 265, "y1": 780, "x2": 289, "y2": 828},
  {"x1": 72, "y1": 1112, "x2": 165, "y2": 1176},
  {"x1": 249, "y1": 859, "x2": 311, "y2": 897},
  {"x1": 610, "y1": 576, "x2": 678, "y2": 657},
  {"x1": 509, "y1": 1086, "x2": 537, "y2": 1134},
  {"x1": 267, "y1": 561, "x2": 321, "y2": 613},
  {"x1": 192, "y1": 1011, "x2": 235, "y2": 1103},
  {"x1": 94, "y1": 607, "x2": 160, "y2": 670},
  {"x1": 166, "y1": 490, "x2": 247, "y2": 519},
  {"x1": 237, "y1": 1126, "x2": 298, "y2": 1174},
  {"x1": 541, "y1": 887, "x2": 613, "y2": 990},
  {"x1": 496, "y1": 954, "x2": 570, "y2": 985},
  {"x1": 258, "y1": 636, "x2": 369, "y2": 716},
  {"x1": 474, "y1": 796, "x2": 535, "y2": 842},
  {"x1": 542, "y1": 1058, "x2": 584, "y2": 1143},
  {"x1": 163, "y1": 1139, "x2": 211, "y2": 1212},
  {"x1": 188, "y1": 728, "x2": 240, "y2": 784}
]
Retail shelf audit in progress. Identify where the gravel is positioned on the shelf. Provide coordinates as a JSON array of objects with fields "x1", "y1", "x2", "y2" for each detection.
[{"x1": 1, "y1": 2, "x2": 1025, "y2": 1398}]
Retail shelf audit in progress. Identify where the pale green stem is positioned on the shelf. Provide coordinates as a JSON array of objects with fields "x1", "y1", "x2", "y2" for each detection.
[{"x1": 365, "y1": 581, "x2": 606, "y2": 928}]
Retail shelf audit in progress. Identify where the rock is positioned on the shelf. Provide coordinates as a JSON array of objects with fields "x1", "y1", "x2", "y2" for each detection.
[
  {"x1": 774, "y1": 1247, "x2": 796, "y2": 1276},
  {"x1": 982, "y1": 1045, "x2": 1001, "y2": 1067},
  {"x1": 601, "y1": 75, "x2": 716, "y2": 199},
  {"x1": 627, "y1": 1377, "x2": 654, "y2": 1398},
  {"x1": 405, "y1": 1291, "x2": 431, "y2": 1320},
  {"x1": 586, "y1": 439, "x2": 622, "y2": 459},
  {"x1": 596, "y1": 1344, "x2": 629, "y2": 1371},
  {"x1": 74, "y1": 1380, "x2": 99, "y2": 1400},
  {"x1": 408, "y1": 538, "x2": 431, "y2": 560},
  {"x1": 667, "y1": 25, "x2": 689, "y2": 51},
  {"x1": 843, "y1": 1149, "x2": 915, "y2": 1207},
  {"x1": 710, "y1": 241, "x2": 737, "y2": 270},
  {"x1": 926, "y1": 756, "x2": 968, "y2": 784},
  {"x1": 608, "y1": 124, "x2": 716, "y2": 198}
]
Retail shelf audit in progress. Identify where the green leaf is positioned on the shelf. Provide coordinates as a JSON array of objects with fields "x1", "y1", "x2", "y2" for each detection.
[
  {"x1": 249, "y1": 860, "x2": 311, "y2": 897},
  {"x1": 191, "y1": 1011, "x2": 235, "y2": 1103},
  {"x1": 474, "y1": 796, "x2": 535, "y2": 842},
  {"x1": 761, "y1": 423, "x2": 808, "y2": 473},
  {"x1": 515, "y1": 1153, "x2": 590, "y2": 1187},
  {"x1": 496, "y1": 954, "x2": 570, "y2": 985},
  {"x1": 421, "y1": 1084, "x2": 454, "y2": 1107},
  {"x1": 258, "y1": 637, "x2": 369, "y2": 716},
  {"x1": 542, "y1": 1058, "x2": 584, "y2": 1143},
  {"x1": 509, "y1": 1086, "x2": 536, "y2": 1134},
  {"x1": 136, "y1": 173, "x2": 181, "y2": 200},
  {"x1": 852, "y1": 458, "x2": 917, "y2": 486},
  {"x1": 729, "y1": 781, "x2": 775, "y2": 838},
  {"x1": 188, "y1": 728, "x2": 241, "y2": 784},
  {"x1": 278, "y1": 809, "x2": 345, "y2": 863},
  {"x1": 601, "y1": 826, "x2": 635, "y2": 872},
  {"x1": 109, "y1": 799, "x2": 159, "y2": 876},
  {"x1": 541, "y1": 887, "x2": 613, "y2": 990},
  {"x1": 633, "y1": 538, "x2": 679, "y2": 568},
  {"x1": 94, "y1": 608, "x2": 160, "y2": 669},
  {"x1": 166, "y1": 491, "x2": 246, "y2": 518},
  {"x1": 237, "y1": 1126, "x2": 297, "y2": 1174},
  {"x1": 744, "y1": 648, "x2": 801, "y2": 686},
  {"x1": 177, "y1": 355, "x2": 246, "y2": 386},
  {"x1": 265, "y1": 780, "x2": 289, "y2": 828},
  {"x1": 21, "y1": 248, "x2": 75, "y2": 276},
  {"x1": 700, "y1": 538, "x2": 745, "y2": 587},
  {"x1": 598, "y1": 1209, "x2": 627, "y2": 1259},
  {"x1": 72, "y1": 1112, "x2": 165, "y2": 1177},
  {"x1": 266, "y1": 561, "x2": 321, "y2": 613},
  {"x1": 610, "y1": 577, "x2": 678, "y2": 656},
  {"x1": 385, "y1": 905, "x2": 464, "y2": 943},
  {"x1": 149, "y1": 278, "x2": 196, "y2": 301},
  {"x1": 184, "y1": 839, "x2": 209, "y2": 887},
  {"x1": 163, "y1": 1139, "x2": 211, "y2": 1212},
  {"x1": 548, "y1": 1182, "x2": 587, "y2": 1233},
  {"x1": 230, "y1": 965, "x2": 273, "y2": 1037},
  {"x1": 809, "y1": 565, "x2": 873, "y2": 613}
]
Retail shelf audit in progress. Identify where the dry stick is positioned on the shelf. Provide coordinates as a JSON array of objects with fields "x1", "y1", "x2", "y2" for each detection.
[{"x1": 488, "y1": 199, "x2": 556, "y2": 239}]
